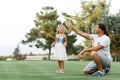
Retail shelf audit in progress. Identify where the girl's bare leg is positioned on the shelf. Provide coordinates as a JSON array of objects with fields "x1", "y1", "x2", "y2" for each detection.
[
  {"x1": 58, "y1": 60, "x2": 61, "y2": 70},
  {"x1": 61, "y1": 61, "x2": 64, "y2": 71}
]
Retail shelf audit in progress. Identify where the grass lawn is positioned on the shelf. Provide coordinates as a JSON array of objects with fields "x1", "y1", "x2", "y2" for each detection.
[{"x1": 0, "y1": 60, "x2": 119, "y2": 80}]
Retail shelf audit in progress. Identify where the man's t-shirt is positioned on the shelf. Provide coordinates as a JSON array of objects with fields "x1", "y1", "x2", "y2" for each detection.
[{"x1": 90, "y1": 34, "x2": 112, "y2": 60}]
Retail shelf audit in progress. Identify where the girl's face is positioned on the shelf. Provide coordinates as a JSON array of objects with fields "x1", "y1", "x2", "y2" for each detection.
[{"x1": 58, "y1": 26, "x2": 64, "y2": 33}]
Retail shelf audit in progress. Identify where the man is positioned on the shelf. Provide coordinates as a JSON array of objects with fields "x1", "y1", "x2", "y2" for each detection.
[{"x1": 66, "y1": 23, "x2": 112, "y2": 76}]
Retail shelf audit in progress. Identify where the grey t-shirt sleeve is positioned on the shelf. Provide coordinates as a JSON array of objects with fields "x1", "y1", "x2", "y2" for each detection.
[{"x1": 89, "y1": 34, "x2": 95, "y2": 40}]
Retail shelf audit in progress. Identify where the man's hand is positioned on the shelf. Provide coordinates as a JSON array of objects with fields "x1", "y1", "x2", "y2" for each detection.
[
  {"x1": 77, "y1": 49, "x2": 85, "y2": 58},
  {"x1": 66, "y1": 22, "x2": 73, "y2": 30}
]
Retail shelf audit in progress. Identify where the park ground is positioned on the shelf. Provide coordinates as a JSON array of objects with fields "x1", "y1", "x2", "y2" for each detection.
[{"x1": 0, "y1": 60, "x2": 119, "y2": 80}]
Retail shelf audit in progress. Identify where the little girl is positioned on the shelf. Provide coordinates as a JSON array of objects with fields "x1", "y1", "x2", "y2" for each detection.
[{"x1": 51, "y1": 24, "x2": 67, "y2": 73}]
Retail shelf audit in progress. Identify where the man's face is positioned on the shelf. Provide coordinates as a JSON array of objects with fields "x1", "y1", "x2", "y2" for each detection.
[{"x1": 95, "y1": 25, "x2": 102, "y2": 34}]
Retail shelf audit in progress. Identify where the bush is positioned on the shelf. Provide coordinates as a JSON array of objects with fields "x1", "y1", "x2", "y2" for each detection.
[
  {"x1": 80, "y1": 52, "x2": 92, "y2": 61},
  {"x1": 12, "y1": 54, "x2": 27, "y2": 60},
  {"x1": 42, "y1": 57, "x2": 48, "y2": 60},
  {"x1": 21, "y1": 54, "x2": 27, "y2": 60},
  {"x1": 0, "y1": 56, "x2": 7, "y2": 61}
]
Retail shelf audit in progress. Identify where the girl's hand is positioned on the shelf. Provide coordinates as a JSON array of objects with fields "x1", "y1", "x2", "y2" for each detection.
[
  {"x1": 51, "y1": 43, "x2": 54, "y2": 47},
  {"x1": 64, "y1": 42, "x2": 67, "y2": 47},
  {"x1": 77, "y1": 53, "x2": 82, "y2": 58}
]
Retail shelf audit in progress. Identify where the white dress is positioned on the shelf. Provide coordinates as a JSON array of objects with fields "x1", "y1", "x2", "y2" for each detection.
[{"x1": 54, "y1": 35, "x2": 67, "y2": 61}]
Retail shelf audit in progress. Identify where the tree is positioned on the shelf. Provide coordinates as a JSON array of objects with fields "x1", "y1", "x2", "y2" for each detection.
[
  {"x1": 13, "y1": 44, "x2": 21, "y2": 60},
  {"x1": 63, "y1": 0, "x2": 110, "y2": 34},
  {"x1": 22, "y1": 6, "x2": 59, "y2": 60},
  {"x1": 101, "y1": 12, "x2": 120, "y2": 61},
  {"x1": 63, "y1": 0, "x2": 111, "y2": 60},
  {"x1": 22, "y1": 6, "x2": 78, "y2": 59},
  {"x1": 13, "y1": 44, "x2": 22, "y2": 60},
  {"x1": 63, "y1": 0, "x2": 110, "y2": 44},
  {"x1": 65, "y1": 33, "x2": 78, "y2": 55}
]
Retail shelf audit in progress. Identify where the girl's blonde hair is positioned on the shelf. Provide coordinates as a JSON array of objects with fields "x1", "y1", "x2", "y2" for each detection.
[{"x1": 56, "y1": 24, "x2": 66, "y2": 34}]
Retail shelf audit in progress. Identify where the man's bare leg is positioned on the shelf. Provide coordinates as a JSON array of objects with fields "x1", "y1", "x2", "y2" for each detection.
[
  {"x1": 84, "y1": 69, "x2": 97, "y2": 74},
  {"x1": 91, "y1": 51, "x2": 104, "y2": 73}
]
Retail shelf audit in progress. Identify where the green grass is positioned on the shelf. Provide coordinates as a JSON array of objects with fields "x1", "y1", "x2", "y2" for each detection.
[{"x1": 0, "y1": 60, "x2": 119, "y2": 80}]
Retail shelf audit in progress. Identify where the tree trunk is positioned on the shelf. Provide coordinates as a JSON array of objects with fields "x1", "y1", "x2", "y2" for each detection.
[{"x1": 48, "y1": 47, "x2": 51, "y2": 60}]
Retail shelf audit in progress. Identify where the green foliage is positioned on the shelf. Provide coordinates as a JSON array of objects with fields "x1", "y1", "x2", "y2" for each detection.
[
  {"x1": 22, "y1": 6, "x2": 78, "y2": 59},
  {"x1": 83, "y1": 39, "x2": 93, "y2": 47},
  {"x1": 22, "y1": 6, "x2": 59, "y2": 47},
  {"x1": 101, "y1": 12, "x2": 120, "y2": 61},
  {"x1": 80, "y1": 52, "x2": 92, "y2": 61},
  {"x1": 0, "y1": 56, "x2": 7, "y2": 61},
  {"x1": 66, "y1": 34, "x2": 77, "y2": 55},
  {"x1": 63, "y1": 0, "x2": 111, "y2": 60},
  {"x1": 13, "y1": 44, "x2": 26, "y2": 60},
  {"x1": 22, "y1": 6, "x2": 60, "y2": 60},
  {"x1": 72, "y1": 44, "x2": 84, "y2": 55},
  {"x1": 63, "y1": 0, "x2": 111, "y2": 34}
]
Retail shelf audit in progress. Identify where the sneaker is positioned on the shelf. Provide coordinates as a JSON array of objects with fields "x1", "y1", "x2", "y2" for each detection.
[
  {"x1": 92, "y1": 71, "x2": 105, "y2": 76},
  {"x1": 105, "y1": 65, "x2": 111, "y2": 75}
]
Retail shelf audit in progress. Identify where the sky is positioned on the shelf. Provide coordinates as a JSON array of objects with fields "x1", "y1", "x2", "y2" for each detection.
[{"x1": 0, "y1": 0, "x2": 120, "y2": 56}]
